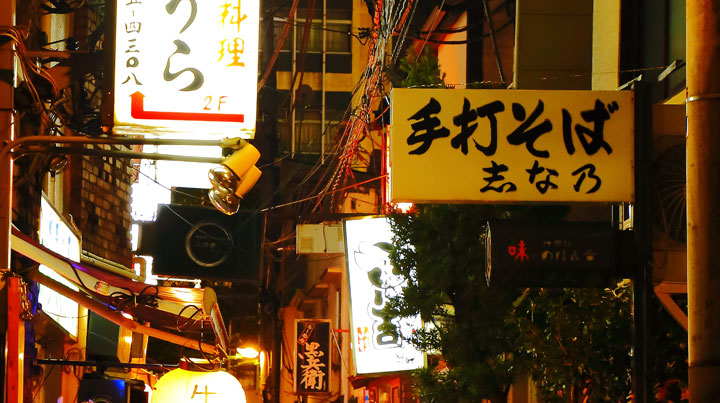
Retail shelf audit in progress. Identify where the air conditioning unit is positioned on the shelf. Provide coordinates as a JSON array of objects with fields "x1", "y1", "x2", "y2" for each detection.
[
  {"x1": 296, "y1": 223, "x2": 344, "y2": 254},
  {"x1": 650, "y1": 104, "x2": 687, "y2": 330}
]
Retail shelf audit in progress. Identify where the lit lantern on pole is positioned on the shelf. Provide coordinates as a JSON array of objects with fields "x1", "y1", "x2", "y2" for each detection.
[{"x1": 151, "y1": 368, "x2": 246, "y2": 403}]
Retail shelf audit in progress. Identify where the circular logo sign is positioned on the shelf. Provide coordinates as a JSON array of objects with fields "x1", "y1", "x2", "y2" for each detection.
[{"x1": 185, "y1": 221, "x2": 233, "y2": 268}]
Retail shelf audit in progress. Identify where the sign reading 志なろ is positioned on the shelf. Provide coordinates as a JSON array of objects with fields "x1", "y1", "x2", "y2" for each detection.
[
  {"x1": 389, "y1": 89, "x2": 634, "y2": 203},
  {"x1": 344, "y1": 216, "x2": 425, "y2": 375},
  {"x1": 114, "y1": 0, "x2": 259, "y2": 138},
  {"x1": 294, "y1": 319, "x2": 331, "y2": 395}
]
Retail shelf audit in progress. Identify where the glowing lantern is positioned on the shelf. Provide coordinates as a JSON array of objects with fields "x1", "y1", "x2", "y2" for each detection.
[{"x1": 151, "y1": 368, "x2": 246, "y2": 403}]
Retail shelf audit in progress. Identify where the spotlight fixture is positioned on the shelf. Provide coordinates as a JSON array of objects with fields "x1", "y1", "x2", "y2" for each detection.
[{"x1": 208, "y1": 141, "x2": 262, "y2": 215}]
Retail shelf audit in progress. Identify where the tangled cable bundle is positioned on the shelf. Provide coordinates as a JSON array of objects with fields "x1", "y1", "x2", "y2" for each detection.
[{"x1": 107, "y1": 285, "x2": 160, "y2": 312}]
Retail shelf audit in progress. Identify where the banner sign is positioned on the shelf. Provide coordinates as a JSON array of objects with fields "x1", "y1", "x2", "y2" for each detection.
[
  {"x1": 389, "y1": 89, "x2": 634, "y2": 203},
  {"x1": 295, "y1": 319, "x2": 331, "y2": 395},
  {"x1": 485, "y1": 221, "x2": 629, "y2": 287},
  {"x1": 344, "y1": 217, "x2": 424, "y2": 374},
  {"x1": 114, "y1": 0, "x2": 259, "y2": 138},
  {"x1": 39, "y1": 196, "x2": 81, "y2": 337}
]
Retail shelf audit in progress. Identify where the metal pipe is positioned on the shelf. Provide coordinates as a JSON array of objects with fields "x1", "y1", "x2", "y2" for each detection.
[
  {"x1": 12, "y1": 145, "x2": 223, "y2": 164},
  {"x1": 687, "y1": 0, "x2": 720, "y2": 399},
  {"x1": 29, "y1": 269, "x2": 219, "y2": 356},
  {"x1": 82, "y1": 251, "x2": 141, "y2": 281},
  {"x1": 1, "y1": 135, "x2": 229, "y2": 155},
  {"x1": 36, "y1": 359, "x2": 178, "y2": 370},
  {"x1": 481, "y1": 0, "x2": 506, "y2": 83}
]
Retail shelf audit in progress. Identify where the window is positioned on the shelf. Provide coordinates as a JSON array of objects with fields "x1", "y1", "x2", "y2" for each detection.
[
  {"x1": 273, "y1": 0, "x2": 352, "y2": 73},
  {"x1": 278, "y1": 91, "x2": 352, "y2": 158}
]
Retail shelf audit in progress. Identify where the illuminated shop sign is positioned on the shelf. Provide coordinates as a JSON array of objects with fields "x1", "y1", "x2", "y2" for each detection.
[
  {"x1": 39, "y1": 196, "x2": 81, "y2": 337},
  {"x1": 389, "y1": 89, "x2": 634, "y2": 203},
  {"x1": 114, "y1": 0, "x2": 259, "y2": 138},
  {"x1": 485, "y1": 221, "x2": 629, "y2": 287},
  {"x1": 344, "y1": 216, "x2": 424, "y2": 374},
  {"x1": 294, "y1": 319, "x2": 331, "y2": 395}
]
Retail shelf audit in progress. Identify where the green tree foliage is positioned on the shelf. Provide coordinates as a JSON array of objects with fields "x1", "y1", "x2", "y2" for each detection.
[
  {"x1": 510, "y1": 286, "x2": 633, "y2": 402},
  {"x1": 386, "y1": 204, "x2": 635, "y2": 402},
  {"x1": 397, "y1": 47, "x2": 446, "y2": 88},
  {"x1": 387, "y1": 204, "x2": 528, "y2": 403}
]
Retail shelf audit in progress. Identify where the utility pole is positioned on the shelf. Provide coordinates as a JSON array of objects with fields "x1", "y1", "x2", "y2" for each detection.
[
  {"x1": 1, "y1": 0, "x2": 17, "y2": 401},
  {"x1": 686, "y1": 0, "x2": 720, "y2": 400}
]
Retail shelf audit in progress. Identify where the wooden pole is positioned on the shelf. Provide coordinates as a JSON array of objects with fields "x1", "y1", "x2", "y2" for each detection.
[
  {"x1": 1, "y1": 1, "x2": 18, "y2": 401},
  {"x1": 686, "y1": 0, "x2": 720, "y2": 399}
]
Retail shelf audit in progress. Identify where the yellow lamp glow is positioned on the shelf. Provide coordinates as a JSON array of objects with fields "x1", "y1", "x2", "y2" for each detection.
[
  {"x1": 208, "y1": 143, "x2": 262, "y2": 215},
  {"x1": 235, "y1": 347, "x2": 259, "y2": 359},
  {"x1": 151, "y1": 368, "x2": 246, "y2": 403}
]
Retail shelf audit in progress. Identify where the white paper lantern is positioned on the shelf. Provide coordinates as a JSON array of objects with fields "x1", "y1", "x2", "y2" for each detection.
[{"x1": 151, "y1": 368, "x2": 246, "y2": 403}]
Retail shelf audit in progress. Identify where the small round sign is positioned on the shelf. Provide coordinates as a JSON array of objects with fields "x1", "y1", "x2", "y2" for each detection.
[{"x1": 185, "y1": 221, "x2": 233, "y2": 268}]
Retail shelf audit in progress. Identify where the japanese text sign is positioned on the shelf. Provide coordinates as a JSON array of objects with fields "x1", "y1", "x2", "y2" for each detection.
[
  {"x1": 295, "y1": 319, "x2": 331, "y2": 395},
  {"x1": 114, "y1": 0, "x2": 259, "y2": 138},
  {"x1": 344, "y1": 216, "x2": 425, "y2": 374},
  {"x1": 389, "y1": 89, "x2": 634, "y2": 203},
  {"x1": 485, "y1": 221, "x2": 626, "y2": 287},
  {"x1": 39, "y1": 196, "x2": 81, "y2": 337}
]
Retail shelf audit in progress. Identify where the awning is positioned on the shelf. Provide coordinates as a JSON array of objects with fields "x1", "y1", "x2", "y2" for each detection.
[{"x1": 11, "y1": 227, "x2": 229, "y2": 355}]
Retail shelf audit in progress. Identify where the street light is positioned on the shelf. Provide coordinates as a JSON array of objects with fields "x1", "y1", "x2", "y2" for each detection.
[
  {"x1": 208, "y1": 140, "x2": 262, "y2": 215},
  {"x1": 235, "y1": 346, "x2": 260, "y2": 359}
]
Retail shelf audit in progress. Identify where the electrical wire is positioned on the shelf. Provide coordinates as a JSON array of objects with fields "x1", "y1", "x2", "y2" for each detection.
[
  {"x1": 258, "y1": 0, "x2": 301, "y2": 92},
  {"x1": 108, "y1": 285, "x2": 160, "y2": 312},
  {"x1": 31, "y1": 363, "x2": 56, "y2": 403}
]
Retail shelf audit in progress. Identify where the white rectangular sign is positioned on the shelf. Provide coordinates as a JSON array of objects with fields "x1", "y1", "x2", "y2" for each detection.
[
  {"x1": 344, "y1": 216, "x2": 424, "y2": 374},
  {"x1": 114, "y1": 0, "x2": 259, "y2": 138},
  {"x1": 39, "y1": 197, "x2": 81, "y2": 337}
]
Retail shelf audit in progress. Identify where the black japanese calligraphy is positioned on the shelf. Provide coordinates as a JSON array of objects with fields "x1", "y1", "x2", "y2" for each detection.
[
  {"x1": 572, "y1": 163, "x2": 601, "y2": 193},
  {"x1": 526, "y1": 160, "x2": 559, "y2": 194},
  {"x1": 122, "y1": 73, "x2": 142, "y2": 85},
  {"x1": 474, "y1": 100, "x2": 504, "y2": 156},
  {"x1": 563, "y1": 99, "x2": 616, "y2": 155},
  {"x1": 506, "y1": 101, "x2": 552, "y2": 158},
  {"x1": 125, "y1": 38, "x2": 139, "y2": 53},
  {"x1": 481, "y1": 160, "x2": 517, "y2": 193},
  {"x1": 165, "y1": 0, "x2": 197, "y2": 34},
  {"x1": 125, "y1": 21, "x2": 142, "y2": 33},
  {"x1": 450, "y1": 99, "x2": 504, "y2": 156},
  {"x1": 407, "y1": 98, "x2": 449, "y2": 155},
  {"x1": 451, "y1": 98, "x2": 478, "y2": 155},
  {"x1": 121, "y1": 1, "x2": 143, "y2": 86},
  {"x1": 163, "y1": 40, "x2": 204, "y2": 91}
]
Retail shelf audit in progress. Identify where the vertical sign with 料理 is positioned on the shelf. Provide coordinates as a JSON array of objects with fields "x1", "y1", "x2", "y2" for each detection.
[
  {"x1": 114, "y1": 0, "x2": 259, "y2": 138},
  {"x1": 294, "y1": 319, "x2": 331, "y2": 395}
]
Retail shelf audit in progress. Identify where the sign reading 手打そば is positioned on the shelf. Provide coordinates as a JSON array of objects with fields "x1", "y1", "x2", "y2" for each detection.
[{"x1": 389, "y1": 89, "x2": 634, "y2": 203}]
